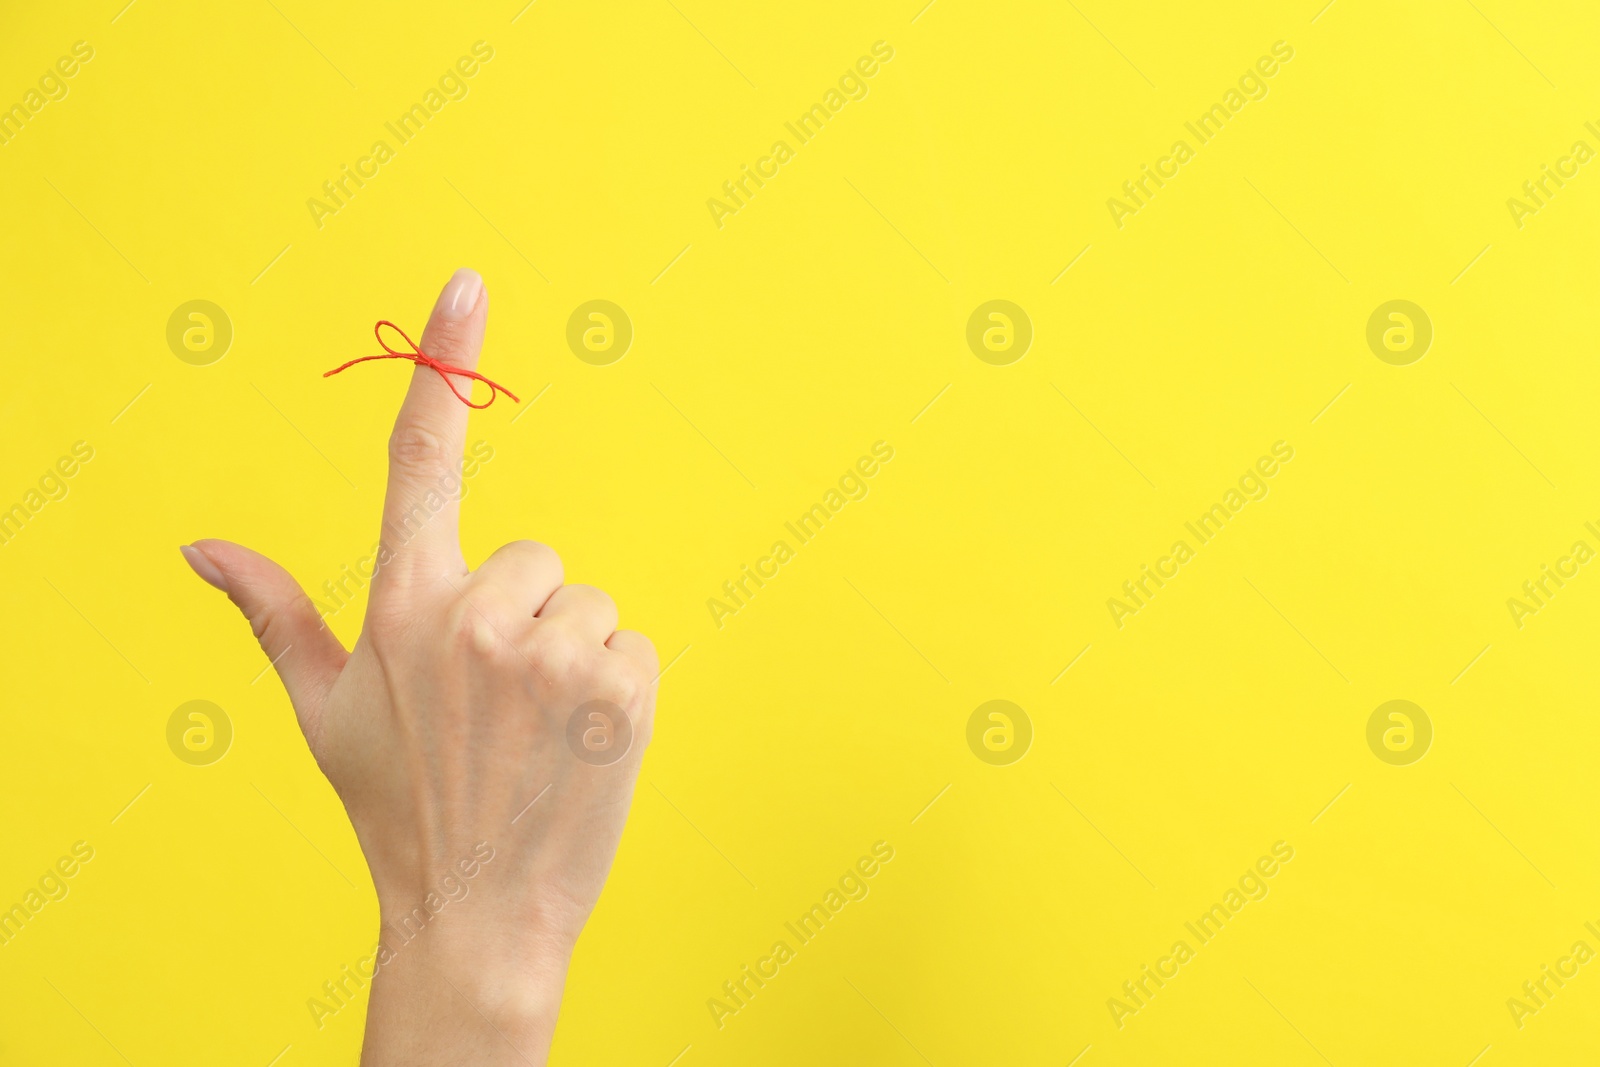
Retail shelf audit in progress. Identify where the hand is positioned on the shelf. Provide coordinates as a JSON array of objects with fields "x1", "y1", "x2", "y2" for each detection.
[{"x1": 179, "y1": 268, "x2": 658, "y2": 1065}]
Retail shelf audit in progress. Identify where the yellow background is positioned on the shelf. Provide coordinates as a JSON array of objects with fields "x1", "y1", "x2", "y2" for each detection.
[{"x1": 3, "y1": 0, "x2": 1599, "y2": 1063}]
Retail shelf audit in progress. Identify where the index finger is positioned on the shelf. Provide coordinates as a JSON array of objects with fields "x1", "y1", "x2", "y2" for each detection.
[{"x1": 375, "y1": 268, "x2": 488, "y2": 591}]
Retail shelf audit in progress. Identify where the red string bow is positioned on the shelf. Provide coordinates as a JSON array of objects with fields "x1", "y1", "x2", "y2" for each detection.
[{"x1": 324, "y1": 320, "x2": 519, "y2": 409}]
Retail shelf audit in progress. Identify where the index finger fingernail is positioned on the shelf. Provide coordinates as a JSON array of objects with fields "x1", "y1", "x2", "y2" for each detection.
[{"x1": 435, "y1": 268, "x2": 483, "y2": 322}]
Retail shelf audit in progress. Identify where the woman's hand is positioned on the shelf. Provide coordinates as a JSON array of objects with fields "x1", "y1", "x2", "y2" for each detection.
[{"x1": 179, "y1": 268, "x2": 657, "y2": 1065}]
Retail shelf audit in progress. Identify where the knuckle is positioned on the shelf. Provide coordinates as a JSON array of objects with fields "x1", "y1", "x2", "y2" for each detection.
[
  {"x1": 447, "y1": 595, "x2": 516, "y2": 662},
  {"x1": 514, "y1": 540, "x2": 565, "y2": 584},
  {"x1": 513, "y1": 539, "x2": 559, "y2": 564},
  {"x1": 528, "y1": 621, "x2": 588, "y2": 680},
  {"x1": 611, "y1": 629, "x2": 659, "y2": 676},
  {"x1": 388, "y1": 423, "x2": 451, "y2": 473},
  {"x1": 250, "y1": 604, "x2": 289, "y2": 654},
  {"x1": 585, "y1": 652, "x2": 646, "y2": 716},
  {"x1": 604, "y1": 661, "x2": 645, "y2": 710},
  {"x1": 575, "y1": 584, "x2": 616, "y2": 615},
  {"x1": 628, "y1": 630, "x2": 659, "y2": 668},
  {"x1": 248, "y1": 589, "x2": 316, "y2": 650}
]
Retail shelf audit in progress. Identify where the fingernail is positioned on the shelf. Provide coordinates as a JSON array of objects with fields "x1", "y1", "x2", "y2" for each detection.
[
  {"x1": 180, "y1": 544, "x2": 228, "y2": 593},
  {"x1": 435, "y1": 268, "x2": 483, "y2": 321}
]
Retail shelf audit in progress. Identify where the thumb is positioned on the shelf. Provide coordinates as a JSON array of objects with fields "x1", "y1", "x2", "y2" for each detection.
[{"x1": 180, "y1": 539, "x2": 349, "y2": 746}]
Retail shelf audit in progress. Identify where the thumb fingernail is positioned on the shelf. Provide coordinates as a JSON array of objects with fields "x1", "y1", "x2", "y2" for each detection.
[
  {"x1": 435, "y1": 267, "x2": 483, "y2": 322},
  {"x1": 180, "y1": 544, "x2": 229, "y2": 592}
]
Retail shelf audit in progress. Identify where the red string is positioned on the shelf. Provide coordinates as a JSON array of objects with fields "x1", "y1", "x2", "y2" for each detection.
[{"x1": 324, "y1": 321, "x2": 519, "y2": 409}]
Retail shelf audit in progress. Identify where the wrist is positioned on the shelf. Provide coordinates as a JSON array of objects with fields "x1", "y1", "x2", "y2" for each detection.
[{"x1": 361, "y1": 902, "x2": 574, "y2": 1066}]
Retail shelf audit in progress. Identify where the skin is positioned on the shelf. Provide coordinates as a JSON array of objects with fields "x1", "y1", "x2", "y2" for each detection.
[{"x1": 179, "y1": 268, "x2": 657, "y2": 1065}]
